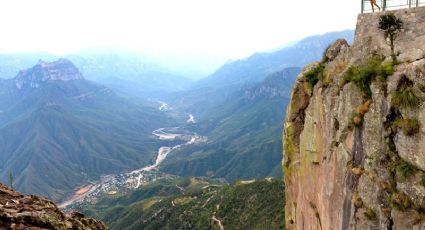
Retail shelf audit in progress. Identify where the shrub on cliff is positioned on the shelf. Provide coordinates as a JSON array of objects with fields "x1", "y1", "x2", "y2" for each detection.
[
  {"x1": 304, "y1": 64, "x2": 325, "y2": 94},
  {"x1": 342, "y1": 57, "x2": 394, "y2": 98}
]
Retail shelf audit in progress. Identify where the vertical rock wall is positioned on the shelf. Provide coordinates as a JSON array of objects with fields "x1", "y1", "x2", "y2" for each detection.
[{"x1": 283, "y1": 7, "x2": 425, "y2": 230}]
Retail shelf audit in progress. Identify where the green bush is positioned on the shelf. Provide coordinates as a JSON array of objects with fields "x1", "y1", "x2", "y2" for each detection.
[
  {"x1": 392, "y1": 118, "x2": 420, "y2": 136},
  {"x1": 305, "y1": 64, "x2": 325, "y2": 93},
  {"x1": 343, "y1": 57, "x2": 394, "y2": 98},
  {"x1": 396, "y1": 160, "x2": 417, "y2": 179},
  {"x1": 391, "y1": 89, "x2": 420, "y2": 108},
  {"x1": 379, "y1": 62, "x2": 396, "y2": 77},
  {"x1": 343, "y1": 65, "x2": 373, "y2": 97}
]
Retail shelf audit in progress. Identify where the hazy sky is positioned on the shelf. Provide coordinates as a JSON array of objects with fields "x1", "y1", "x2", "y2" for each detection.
[{"x1": 0, "y1": 0, "x2": 359, "y2": 59}]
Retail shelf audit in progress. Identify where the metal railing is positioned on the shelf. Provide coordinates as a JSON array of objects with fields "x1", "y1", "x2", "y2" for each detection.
[{"x1": 362, "y1": 0, "x2": 425, "y2": 13}]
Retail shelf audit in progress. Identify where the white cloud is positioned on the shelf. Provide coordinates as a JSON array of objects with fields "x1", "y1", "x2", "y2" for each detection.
[{"x1": 0, "y1": 0, "x2": 358, "y2": 59}]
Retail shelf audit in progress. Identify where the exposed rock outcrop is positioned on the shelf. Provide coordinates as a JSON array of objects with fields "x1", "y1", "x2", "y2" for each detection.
[
  {"x1": 0, "y1": 183, "x2": 107, "y2": 229},
  {"x1": 14, "y1": 59, "x2": 83, "y2": 89},
  {"x1": 283, "y1": 7, "x2": 425, "y2": 230}
]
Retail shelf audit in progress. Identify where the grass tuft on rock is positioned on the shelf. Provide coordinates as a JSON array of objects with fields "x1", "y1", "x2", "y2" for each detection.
[
  {"x1": 391, "y1": 88, "x2": 420, "y2": 109},
  {"x1": 396, "y1": 160, "x2": 417, "y2": 179}
]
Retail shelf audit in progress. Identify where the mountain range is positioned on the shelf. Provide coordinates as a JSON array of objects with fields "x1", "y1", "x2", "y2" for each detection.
[
  {"x1": 0, "y1": 30, "x2": 355, "y2": 204},
  {"x1": 0, "y1": 52, "x2": 193, "y2": 98},
  {"x1": 158, "y1": 30, "x2": 354, "y2": 182},
  {"x1": 0, "y1": 59, "x2": 172, "y2": 200},
  {"x1": 195, "y1": 29, "x2": 354, "y2": 88},
  {"x1": 161, "y1": 67, "x2": 301, "y2": 180}
]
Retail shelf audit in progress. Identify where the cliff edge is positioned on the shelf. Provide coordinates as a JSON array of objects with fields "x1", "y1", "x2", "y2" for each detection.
[
  {"x1": 283, "y1": 7, "x2": 425, "y2": 230},
  {"x1": 0, "y1": 183, "x2": 107, "y2": 229}
]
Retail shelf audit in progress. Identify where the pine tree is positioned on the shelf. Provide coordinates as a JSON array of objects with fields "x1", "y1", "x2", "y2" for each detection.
[{"x1": 379, "y1": 13, "x2": 403, "y2": 64}]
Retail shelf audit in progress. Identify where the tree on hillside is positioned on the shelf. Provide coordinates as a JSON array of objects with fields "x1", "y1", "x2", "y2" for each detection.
[{"x1": 378, "y1": 13, "x2": 403, "y2": 63}]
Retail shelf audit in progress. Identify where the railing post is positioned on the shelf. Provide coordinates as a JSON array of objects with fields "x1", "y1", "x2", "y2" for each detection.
[
  {"x1": 383, "y1": 0, "x2": 387, "y2": 11},
  {"x1": 409, "y1": 0, "x2": 412, "y2": 7},
  {"x1": 361, "y1": 0, "x2": 364, "y2": 13},
  {"x1": 416, "y1": 0, "x2": 419, "y2": 7}
]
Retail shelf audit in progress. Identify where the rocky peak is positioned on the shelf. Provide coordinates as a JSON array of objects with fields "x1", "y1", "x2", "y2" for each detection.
[
  {"x1": 283, "y1": 7, "x2": 425, "y2": 230},
  {"x1": 14, "y1": 58, "x2": 83, "y2": 89},
  {"x1": 0, "y1": 183, "x2": 107, "y2": 229}
]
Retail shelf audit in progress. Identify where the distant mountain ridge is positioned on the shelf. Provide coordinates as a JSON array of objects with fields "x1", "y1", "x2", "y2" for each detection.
[
  {"x1": 196, "y1": 30, "x2": 354, "y2": 88},
  {"x1": 0, "y1": 52, "x2": 192, "y2": 96},
  {"x1": 242, "y1": 67, "x2": 300, "y2": 101},
  {"x1": 165, "y1": 30, "x2": 354, "y2": 117},
  {"x1": 66, "y1": 52, "x2": 193, "y2": 94}
]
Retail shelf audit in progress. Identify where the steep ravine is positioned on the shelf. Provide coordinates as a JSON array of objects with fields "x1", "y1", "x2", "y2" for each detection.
[{"x1": 283, "y1": 8, "x2": 425, "y2": 230}]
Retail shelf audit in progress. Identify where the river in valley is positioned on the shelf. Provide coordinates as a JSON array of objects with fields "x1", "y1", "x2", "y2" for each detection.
[{"x1": 59, "y1": 103, "x2": 205, "y2": 209}]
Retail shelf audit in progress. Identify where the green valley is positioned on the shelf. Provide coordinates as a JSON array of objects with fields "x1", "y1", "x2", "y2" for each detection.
[
  {"x1": 0, "y1": 59, "x2": 176, "y2": 200},
  {"x1": 80, "y1": 177, "x2": 284, "y2": 230}
]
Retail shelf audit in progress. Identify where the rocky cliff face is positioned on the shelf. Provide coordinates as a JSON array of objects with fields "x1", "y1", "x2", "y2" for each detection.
[
  {"x1": 283, "y1": 7, "x2": 425, "y2": 230},
  {"x1": 0, "y1": 183, "x2": 107, "y2": 229},
  {"x1": 14, "y1": 59, "x2": 83, "y2": 89}
]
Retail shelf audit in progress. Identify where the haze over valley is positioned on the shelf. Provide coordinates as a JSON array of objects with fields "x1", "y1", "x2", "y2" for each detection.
[
  {"x1": 0, "y1": 0, "x2": 372, "y2": 229},
  {"x1": 0, "y1": 28, "x2": 353, "y2": 220}
]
